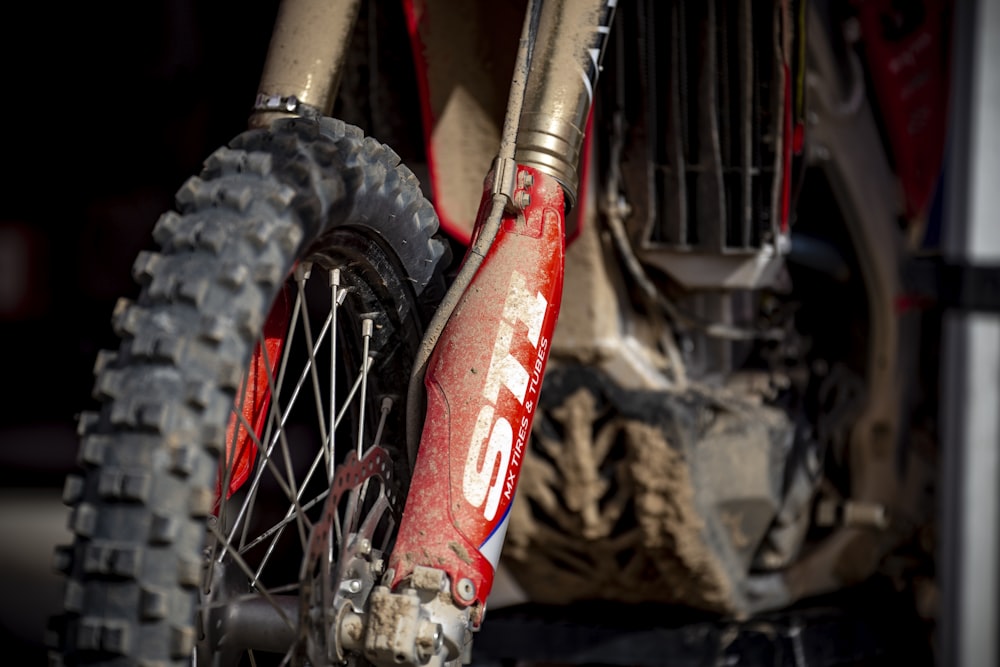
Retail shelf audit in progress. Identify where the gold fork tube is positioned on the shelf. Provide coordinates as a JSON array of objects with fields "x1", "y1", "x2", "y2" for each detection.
[
  {"x1": 515, "y1": 0, "x2": 615, "y2": 208},
  {"x1": 249, "y1": 0, "x2": 362, "y2": 127}
]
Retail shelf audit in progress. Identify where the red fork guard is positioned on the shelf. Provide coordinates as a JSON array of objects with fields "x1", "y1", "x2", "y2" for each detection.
[{"x1": 389, "y1": 166, "x2": 566, "y2": 612}]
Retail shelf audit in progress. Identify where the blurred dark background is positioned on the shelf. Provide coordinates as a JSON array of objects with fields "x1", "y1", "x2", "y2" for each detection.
[{"x1": 0, "y1": 1, "x2": 283, "y2": 660}]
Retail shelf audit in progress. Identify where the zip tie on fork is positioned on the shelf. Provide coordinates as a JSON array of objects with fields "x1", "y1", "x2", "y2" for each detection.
[{"x1": 405, "y1": 0, "x2": 543, "y2": 466}]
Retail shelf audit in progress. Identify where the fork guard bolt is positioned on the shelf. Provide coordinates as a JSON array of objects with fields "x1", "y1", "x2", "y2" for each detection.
[{"x1": 456, "y1": 578, "x2": 476, "y2": 602}]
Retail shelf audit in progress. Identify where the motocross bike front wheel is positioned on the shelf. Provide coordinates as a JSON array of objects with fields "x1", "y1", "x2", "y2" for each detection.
[{"x1": 51, "y1": 117, "x2": 447, "y2": 666}]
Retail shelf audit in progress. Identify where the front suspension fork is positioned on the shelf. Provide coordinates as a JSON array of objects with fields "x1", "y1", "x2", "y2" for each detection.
[
  {"x1": 389, "y1": 0, "x2": 616, "y2": 604},
  {"x1": 386, "y1": 0, "x2": 616, "y2": 634}
]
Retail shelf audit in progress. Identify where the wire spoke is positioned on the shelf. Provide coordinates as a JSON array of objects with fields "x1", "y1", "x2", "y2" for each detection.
[
  {"x1": 218, "y1": 301, "x2": 335, "y2": 562},
  {"x1": 241, "y1": 487, "x2": 330, "y2": 556},
  {"x1": 356, "y1": 319, "x2": 373, "y2": 460},
  {"x1": 329, "y1": 269, "x2": 343, "y2": 483},
  {"x1": 218, "y1": 375, "x2": 314, "y2": 565},
  {"x1": 246, "y1": 351, "x2": 373, "y2": 574},
  {"x1": 236, "y1": 410, "x2": 309, "y2": 522},
  {"x1": 296, "y1": 265, "x2": 332, "y2": 454},
  {"x1": 240, "y1": 279, "x2": 305, "y2": 550},
  {"x1": 372, "y1": 397, "x2": 392, "y2": 450},
  {"x1": 327, "y1": 271, "x2": 343, "y2": 568}
]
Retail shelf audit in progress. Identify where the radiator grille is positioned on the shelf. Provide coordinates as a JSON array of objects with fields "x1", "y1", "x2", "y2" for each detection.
[{"x1": 624, "y1": 0, "x2": 797, "y2": 289}]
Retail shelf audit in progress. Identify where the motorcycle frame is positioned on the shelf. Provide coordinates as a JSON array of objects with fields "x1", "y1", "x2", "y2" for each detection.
[{"x1": 249, "y1": 0, "x2": 616, "y2": 616}]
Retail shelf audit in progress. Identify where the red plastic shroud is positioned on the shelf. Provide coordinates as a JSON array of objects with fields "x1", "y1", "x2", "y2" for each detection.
[
  {"x1": 388, "y1": 165, "x2": 566, "y2": 616},
  {"x1": 854, "y1": 0, "x2": 950, "y2": 221}
]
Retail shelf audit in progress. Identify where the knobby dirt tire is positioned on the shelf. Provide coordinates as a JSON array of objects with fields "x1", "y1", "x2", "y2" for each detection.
[{"x1": 50, "y1": 117, "x2": 446, "y2": 666}]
